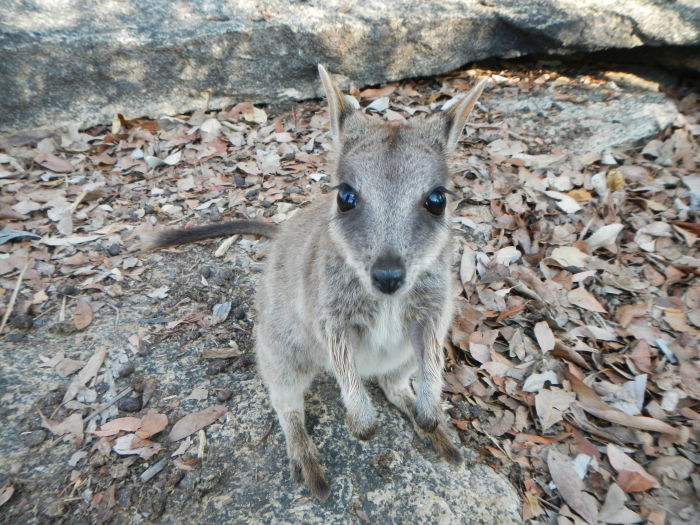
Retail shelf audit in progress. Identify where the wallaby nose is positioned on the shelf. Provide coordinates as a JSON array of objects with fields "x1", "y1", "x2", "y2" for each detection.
[{"x1": 371, "y1": 256, "x2": 406, "y2": 295}]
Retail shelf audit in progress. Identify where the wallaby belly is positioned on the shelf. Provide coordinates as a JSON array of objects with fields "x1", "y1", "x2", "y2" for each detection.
[{"x1": 354, "y1": 300, "x2": 413, "y2": 378}]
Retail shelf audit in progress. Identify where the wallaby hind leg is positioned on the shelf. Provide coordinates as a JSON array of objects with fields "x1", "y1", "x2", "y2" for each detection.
[
  {"x1": 260, "y1": 354, "x2": 330, "y2": 501},
  {"x1": 378, "y1": 361, "x2": 462, "y2": 465}
]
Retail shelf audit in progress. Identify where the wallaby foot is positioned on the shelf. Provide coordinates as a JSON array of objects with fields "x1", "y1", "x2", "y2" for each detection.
[
  {"x1": 379, "y1": 369, "x2": 463, "y2": 464},
  {"x1": 345, "y1": 408, "x2": 378, "y2": 441},
  {"x1": 283, "y1": 411, "x2": 330, "y2": 501}
]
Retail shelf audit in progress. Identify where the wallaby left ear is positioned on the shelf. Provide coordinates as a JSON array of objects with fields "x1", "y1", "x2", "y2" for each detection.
[
  {"x1": 436, "y1": 77, "x2": 489, "y2": 152},
  {"x1": 318, "y1": 64, "x2": 361, "y2": 144}
]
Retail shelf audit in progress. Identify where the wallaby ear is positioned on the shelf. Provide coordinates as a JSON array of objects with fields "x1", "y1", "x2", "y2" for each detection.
[
  {"x1": 318, "y1": 64, "x2": 360, "y2": 142},
  {"x1": 436, "y1": 77, "x2": 489, "y2": 152}
]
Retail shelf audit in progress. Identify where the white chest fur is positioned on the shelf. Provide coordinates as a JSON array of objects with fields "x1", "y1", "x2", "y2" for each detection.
[{"x1": 355, "y1": 299, "x2": 412, "y2": 378}]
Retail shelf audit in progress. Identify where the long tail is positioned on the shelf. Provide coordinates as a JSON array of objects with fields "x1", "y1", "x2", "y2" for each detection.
[{"x1": 140, "y1": 220, "x2": 278, "y2": 250}]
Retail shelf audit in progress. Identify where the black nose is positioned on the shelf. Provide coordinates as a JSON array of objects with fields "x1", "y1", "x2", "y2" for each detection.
[{"x1": 371, "y1": 256, "x2": 405, "y2": 295}]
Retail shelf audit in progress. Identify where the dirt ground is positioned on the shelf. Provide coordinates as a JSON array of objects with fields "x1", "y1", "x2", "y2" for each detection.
[{"x1": 1, "y1": 60, "x2": 699, "y2": 523}]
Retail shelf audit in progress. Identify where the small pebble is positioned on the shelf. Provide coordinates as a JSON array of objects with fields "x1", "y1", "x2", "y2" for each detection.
[
  {"x1": 233, "y1": 308, "x2": 247, "y2": 320},
  {"x1": 206, "y1": 359, "x2": 229, "y2": 375},
  {"x1": 22, "y1": 429, "x2": 47, "y2": 447},
  {"x1": 106, "y1": 243, "x2": 121, "y2": 256},
  {"x1": 10, "y1": 314, "x2": 33, "y2": 330},
  {"x1": 57, "y1": 283, "x2": 78, "y2": 296},
  {"x1": 118, "y1": 362, "x2": 135, "y2": 378},
  {"x1": 200, "y1": 266, "x2": 213, "y2": 278},
  {"x1": 216, "y1": 388, "x2": 233, "y2": 402},
  {"x1": 118, "y1": 395, "x2": 142, "y2": 412},
  {"x1": 132, "y1": 375, "x2": 145, "y2": 393},
  {"x1": 245, "y1": 188, "x2": 259, "y2": 199},
  {"x1": 95, "y1": 381, "x2": 109, "y2": 394}
]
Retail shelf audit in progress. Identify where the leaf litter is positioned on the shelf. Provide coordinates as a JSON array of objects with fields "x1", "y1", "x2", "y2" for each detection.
[{"x1": 0, "y1": 61, "x2": 698, "y2": 523}]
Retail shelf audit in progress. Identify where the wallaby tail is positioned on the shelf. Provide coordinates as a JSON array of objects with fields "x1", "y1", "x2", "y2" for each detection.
[{"x1": 139, "y1": 220, "x2": 278, "y2": 250}]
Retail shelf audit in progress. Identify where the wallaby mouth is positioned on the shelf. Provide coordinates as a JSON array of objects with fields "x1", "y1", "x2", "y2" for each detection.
[{"x1": 370, "y1": 255, "x2": 406, "y2": 295}]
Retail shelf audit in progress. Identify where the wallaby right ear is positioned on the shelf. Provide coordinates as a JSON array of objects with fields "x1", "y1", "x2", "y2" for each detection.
[{"x1": 318, "y1": 64, "x2": 360, "y2": 142}]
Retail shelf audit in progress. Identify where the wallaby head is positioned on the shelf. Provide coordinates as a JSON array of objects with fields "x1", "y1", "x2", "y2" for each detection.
[{"x1": 318, "y1": 65, "x2": 487, "y2": 297}]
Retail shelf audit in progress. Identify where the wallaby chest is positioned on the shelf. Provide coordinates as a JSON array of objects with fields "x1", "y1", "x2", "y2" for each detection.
[{"x1": 354, "y1": 299, "x2": 412, "y2": 377}]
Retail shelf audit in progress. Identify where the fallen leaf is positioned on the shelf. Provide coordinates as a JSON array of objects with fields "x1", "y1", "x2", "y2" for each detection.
[
  {"x1": 460, "y1": 246, "x2": 476, "y2": 285},
  {"x1": 54, "y1": 358, "x2": 85, "y2": 377},
  {"x1": 534, "y1": 321, "x2": 555, "y2": 352},
  {"x1": 606, "y1": 169, "x2": 625, "y2": 191},
  {"x1": 536, "y1": 387, "x2": 575, "y2": 431},
  {"x1": 544, "y1": 190, "x2": 582, "y2": 213},
  {"x1": 39, "y1": 411, "x2": 83, "y2": 445},
  {"x1": 63, "y1": 349, "x2": 107, "y2": 404},
  {"x1": 607, "y1": 444, "x2": 660, "y2": 492},
  {"x1": 0, "y1": 484, "x2": 14, "y2": 507},
  {"x1": 147, "y1": 286, "x2": 170, "y2": 299},
  {"x1": 40, "y1": 234, "x2": 101, "y2": 246},
  {"x1": 34, "y1": 152, "x2": 73, "y2": 173},
  {"x1": 586, "y1": 223, "x2": 624, "y2": 251},
  {"x1": 550, "y1": 246, "x2": 589, "y2": 267},
  {"x1": 168, "y1": 405, "x2": 227, "y2": 441},
  {"x1": 73, "y1": 299, "x2": 93, "y2": 329},
  {"x1": 547, "y1": 450, "x2": 599, "y2": 524},
  {"x1": 565, "y1": 370, "x2": 677, "y2": 435},
  {"x1": 112, "y1": 434, "x2": 162, "y2": 460},
  {"x1": 568, "y1": 287, "x2": 607, "y2": 313},
  {"x1": 598, "y1": 483, "x2": 642, "y2": 523},
  {"x1": 615, "y1": 303, "x2": 648, "y2": 328},
  {"x1": 92, "y1": 417, "x2": 143, "y2": 437}
]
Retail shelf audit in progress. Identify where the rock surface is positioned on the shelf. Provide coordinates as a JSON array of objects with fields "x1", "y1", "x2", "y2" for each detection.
[
  {"x1": 0, "y1": 246, "x2": 520, "y2": 524},
  {"x1": 1, "y1": 0, "x2": 699, "y2": 135}
]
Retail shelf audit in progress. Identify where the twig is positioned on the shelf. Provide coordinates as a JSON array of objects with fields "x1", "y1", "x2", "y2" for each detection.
[
  {"x1": 0, "y1": 260, "x2": 31, "y2": 336},
  {"x1": 83, "y1": 387, "x2": 133, "y2": 424}
]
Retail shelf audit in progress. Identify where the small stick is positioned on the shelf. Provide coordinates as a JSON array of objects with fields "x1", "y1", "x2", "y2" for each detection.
[
  {"x1": 83, "y1": 387, "x2": 133, "y2": 424},
  {"x1": 0, "y1": 260, "x2": 31, "y2": 336}
]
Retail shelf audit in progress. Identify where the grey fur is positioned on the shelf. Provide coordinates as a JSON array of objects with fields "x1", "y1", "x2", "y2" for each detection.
[{"x1": 149, "y1": 66, "x2": 487, "y2": 500}]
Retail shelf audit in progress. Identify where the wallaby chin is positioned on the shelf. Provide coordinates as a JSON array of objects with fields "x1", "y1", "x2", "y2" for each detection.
[{"x1": 148, "y1": 65, "x2": 488, "y2": 501}]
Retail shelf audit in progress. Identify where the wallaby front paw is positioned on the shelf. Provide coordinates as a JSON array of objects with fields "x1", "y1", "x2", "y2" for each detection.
[
  {"x1": 346, "y1": 410, "x2": 378, "y2": 441},
  {"x1": 414, "y1": 408, "x2": 439, "y2": 432}
]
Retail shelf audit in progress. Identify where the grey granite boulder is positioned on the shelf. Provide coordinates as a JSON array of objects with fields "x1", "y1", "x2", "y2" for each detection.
[
  {"x1": 159, "y1": 374, "x2": 521, "y2": 524},
  {"x1": 1, "y1": 0, "x2": 699, "y2": 135}
]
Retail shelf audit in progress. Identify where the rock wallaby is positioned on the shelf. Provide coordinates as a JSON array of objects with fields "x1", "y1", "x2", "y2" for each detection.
[{"x1": 143, "y1": 66, "x2": 488, "y2": 500}]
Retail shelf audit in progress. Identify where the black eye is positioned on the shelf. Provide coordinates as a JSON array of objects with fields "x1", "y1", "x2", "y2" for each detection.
[
  {"x1": 424, "y1": 188, "x2": 447, "y2": 215},
  {"x1": 336, "y1": 183, "x2": 358, "y2": 212}
]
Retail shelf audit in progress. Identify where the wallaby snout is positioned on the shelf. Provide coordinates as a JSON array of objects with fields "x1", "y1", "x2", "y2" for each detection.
[{"x1": 371, "y1": 254, "x2": 405, "y2": 294}]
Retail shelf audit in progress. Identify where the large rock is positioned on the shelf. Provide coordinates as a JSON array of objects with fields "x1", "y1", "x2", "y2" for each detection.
[{"x1": 1, "y1": 0, "x2": 699, "y2": 135}]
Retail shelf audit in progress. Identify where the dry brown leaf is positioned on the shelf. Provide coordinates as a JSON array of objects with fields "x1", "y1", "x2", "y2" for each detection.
[
  {"x1": 664, "y1": 308, "x2": 699, "y2": 335},
  {"x1": 568, "y1": 189, "x2": 593, "y2": 202},
  {"x1": 598, "y1": 483, "x2": 641, "y2": 523},
  {"x1": 607, "y1": 444, "x2": 660, "y2": 492},
  {"x1": 0, "y1": 484, "x2": 15, "y2": 507},
  {"x1": 615, "y1": 303, "x2": 648, "y2": 328},
  {"x1": 92, "y1": 417, "x2": 142, "y2": 437},
  {"x1": 534, "y1": 321, "x2": 555, "y2": 352},
  {"x1": 136, "y1": 411, "x2": 169, "y2": 439},
  {"x1": 34, "y1": 152, "x2": 74, "y2": 173},
  {"x1": 73, "y1": 299, "x2": 93, "y2": 329},
  {"x1": 460, "y1": 246, "x2": 476, "y2": 286},
  {"x1": 565, "y1": 371, "x2": 677, "y2": 435},
  {"x1": 629, "y1": 340, "x2": 652, "y2": 373},
  {"x1": 536, "y1": 387, "x2": 576, "y2": 431},
  {"x1": 550, "y1": 246, "x2": 589, "y2": 268},
  {"x1": 547, "y1": 450, "x2": 599, "y2": 524},
  {"x1": 483, "y1": 410, "x2": 514, "y2": 436},
  {"x1": 39, "y1": 411, "x2": 83, "y2": 444},
  {"x1": 568, "y1": 287, "x2": 607, "y2": 313},
  {"x1": 54, "y1": 358, "x2": 85, "y2": 377},
  {"x1": 168, "y1": 405, "x2": 227, "y2": 441},
  {"x1": 359, "y1": 84, "x2": 397, "y2": 99},
  {"x1": 62, "y1": 349, "x2": 107, "y2": 404}
]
